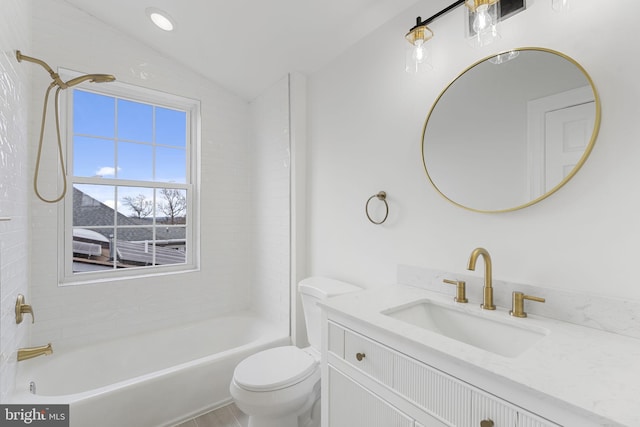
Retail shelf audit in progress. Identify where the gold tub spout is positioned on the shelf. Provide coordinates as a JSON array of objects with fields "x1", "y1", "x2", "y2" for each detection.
[{"x1": 17, "y1": 343, "x2": 53, "y2": 361}]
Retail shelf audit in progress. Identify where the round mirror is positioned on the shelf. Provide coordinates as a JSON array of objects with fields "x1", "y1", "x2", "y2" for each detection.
[{"x1": 422, "y1": 47, "x2": 601, "y2": 213}]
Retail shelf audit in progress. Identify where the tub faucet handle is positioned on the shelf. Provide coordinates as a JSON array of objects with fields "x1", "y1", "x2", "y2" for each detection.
[{"x1": 15, "y1": 294, "x2": 34, "y2": 324}]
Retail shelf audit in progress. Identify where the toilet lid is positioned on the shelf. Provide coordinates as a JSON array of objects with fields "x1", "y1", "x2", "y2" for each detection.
[{"x1": 234, "y1": 346, "x2": 317, "y2": 392}]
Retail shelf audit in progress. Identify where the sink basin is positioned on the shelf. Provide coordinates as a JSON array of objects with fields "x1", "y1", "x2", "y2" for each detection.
[{"x1": 382, "y1": 300, "x2": 548, "y2": 357}]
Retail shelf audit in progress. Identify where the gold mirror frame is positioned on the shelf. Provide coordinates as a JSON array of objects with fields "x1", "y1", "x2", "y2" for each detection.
[{"x1": 421, "y1": 47, "x2": 601, "y2": 213}]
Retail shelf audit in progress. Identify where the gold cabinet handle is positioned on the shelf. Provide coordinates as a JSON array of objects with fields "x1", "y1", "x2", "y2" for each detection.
[
  {"x1": 480, "y1": 420, "x2": 494, "y2": 427},
  {"x1": 15, "y1": 294, "x2": 35, "y2": 324},
  {"x1": 443, "y1": 279, "x2": 468, "y2": 303},
  {"x1": 355, "y1": 352, "x2": 366, "y2": 361},
  {"x1": 510, "y1": 291, "x2": 546, "y2": 318}
]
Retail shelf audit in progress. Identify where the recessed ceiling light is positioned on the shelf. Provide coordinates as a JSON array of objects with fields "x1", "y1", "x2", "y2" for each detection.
[{"x1": 146, "y1": 7, "x2": 175, "y2": 31}]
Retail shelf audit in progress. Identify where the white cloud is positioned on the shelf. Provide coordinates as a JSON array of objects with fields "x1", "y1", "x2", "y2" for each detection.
[{"x1": 95, "y1": 166, "x2": 121, "y2": 177}]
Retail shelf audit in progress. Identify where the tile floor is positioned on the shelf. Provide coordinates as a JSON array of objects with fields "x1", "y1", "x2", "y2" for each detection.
[{"x1": 173, "y1": 403, "x2": 248, "y2": 427}]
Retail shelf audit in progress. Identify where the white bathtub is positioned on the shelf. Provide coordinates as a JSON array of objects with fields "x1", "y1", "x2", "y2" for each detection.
[{"x1": 10, "y1": 313, "x2": 289, "y2": 427}]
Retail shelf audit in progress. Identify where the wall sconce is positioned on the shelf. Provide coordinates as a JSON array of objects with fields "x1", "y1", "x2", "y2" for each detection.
[
  {"x1": 405, "y1": 0, "x2": 526, "y2": 73},
  {"x1": 404, "y1": 1, "x2": 464, "y2": 74},
  {"x1": 405, "y1": 17, "x2": 435, "y2": 74},
  {"x1": 465, "y1": 0, "x2": 500, "y2": 47}
]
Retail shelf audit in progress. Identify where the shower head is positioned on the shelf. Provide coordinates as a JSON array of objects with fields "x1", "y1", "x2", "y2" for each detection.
[
  {"x1": 15, "y1": 49, "x2": 117, "y2": 203},
  {"x1": 63, "y1": 74, "x2": 116, "y2": 88},
  {"x1": 16, "y1": 50, "x2": 116, "y2": 89}
]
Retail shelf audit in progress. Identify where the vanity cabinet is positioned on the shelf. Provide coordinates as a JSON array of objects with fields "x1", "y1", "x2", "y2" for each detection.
[
  {"x1": 328, "y1": 366, "x2": 413, "y2": 427},
  {"x1": 323, "y1": 321, "x2": 561, "y2": 427}
]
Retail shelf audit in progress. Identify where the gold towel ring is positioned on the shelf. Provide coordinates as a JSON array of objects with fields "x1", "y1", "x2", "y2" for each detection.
[{"x1": 366, "y1": 191, "x2": 389, "y2": 225}]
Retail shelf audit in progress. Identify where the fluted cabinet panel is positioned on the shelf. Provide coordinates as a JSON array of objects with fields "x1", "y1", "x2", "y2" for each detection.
[
  {"x1": 518, "y1": 411, "x2": 561, "y2": 427},
  {"x1": 471, "y1": 389, "x2": 517, "y2": 427},
  {"x1": 344, "y1": 330, "x2": 394, "y2": 387},
  {"x1": 394, "y1": 352, "x2": 472, "y2": 426},
  {"x1": 328, "y1": 367, "x2": 413, "y2": 427}
]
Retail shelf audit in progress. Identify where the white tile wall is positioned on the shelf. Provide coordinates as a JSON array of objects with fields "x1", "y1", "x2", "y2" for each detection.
[
  {"x1": 0, "y1": 0, "x2": 31, "y2": 402},
  {"x1": 24, "y1": 0, "x2": 288, "y2": 351},
  {"x1": 248, "y1": 76, "x2": 291, "y2": 332},
  {"x1": 0, "y1": 0, "x2": 292, "y2": 401}
]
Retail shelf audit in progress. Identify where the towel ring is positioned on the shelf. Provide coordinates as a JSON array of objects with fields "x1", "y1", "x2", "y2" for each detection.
[{"x1": 366, "y1": 191, "x2": 389, "y2": 225}]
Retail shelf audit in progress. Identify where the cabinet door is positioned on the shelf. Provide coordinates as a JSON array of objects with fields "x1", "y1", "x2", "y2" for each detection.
[
  {"x1": 472, "y1": 389, "x2": 517, "y2": 427},
  {"x1": 328, "y1": 366, "x2": 413, "y2": 427}
]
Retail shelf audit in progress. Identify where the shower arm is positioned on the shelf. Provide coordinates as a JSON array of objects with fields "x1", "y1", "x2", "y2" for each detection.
[{"x1": 16, "y1": 51, "x2": 66, "y2": 88}]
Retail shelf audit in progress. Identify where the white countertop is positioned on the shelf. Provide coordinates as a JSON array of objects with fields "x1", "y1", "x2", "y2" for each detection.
[{"x1": 321, "y1": 284, "x2": 640, "y2": 427}]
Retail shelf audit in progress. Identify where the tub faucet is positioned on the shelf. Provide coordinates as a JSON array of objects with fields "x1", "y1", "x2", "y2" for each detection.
[
  {"x1": 467, "y1": 247, "x2": 496, "y2": 310},
  {"x1": 17, "y1": 343, "x2": 53, "y2": 362}
]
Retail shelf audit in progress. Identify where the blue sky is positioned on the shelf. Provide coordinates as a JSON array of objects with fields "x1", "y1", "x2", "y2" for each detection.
[{"x1": 72, "y1": 90, "x2": 187, "y2": 215}]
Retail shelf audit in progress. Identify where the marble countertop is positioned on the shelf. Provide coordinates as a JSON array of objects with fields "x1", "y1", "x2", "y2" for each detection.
[{"x1": 321, "y1": 284, "x2": 640, "y2": 427}]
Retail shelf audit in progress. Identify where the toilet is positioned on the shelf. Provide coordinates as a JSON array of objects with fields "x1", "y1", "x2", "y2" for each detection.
[{"x1": 230, "y1": 277, "x2": 360, "y2": 427}]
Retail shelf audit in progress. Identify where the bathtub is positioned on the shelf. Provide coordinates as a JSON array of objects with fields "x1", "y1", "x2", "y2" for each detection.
[{"x1": 10, "y1": 313, "x2": 289, "y2": 427}]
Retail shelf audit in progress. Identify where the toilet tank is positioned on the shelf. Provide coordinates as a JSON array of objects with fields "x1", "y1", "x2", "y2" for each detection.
[{"x1": 298, "y1": 277, "x2": 361, "y2": 351}]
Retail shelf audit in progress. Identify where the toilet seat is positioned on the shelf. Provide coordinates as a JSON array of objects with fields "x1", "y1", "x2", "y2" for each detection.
[{"x1": 233, "y1": 346, "x2": 318, "y2": 392}]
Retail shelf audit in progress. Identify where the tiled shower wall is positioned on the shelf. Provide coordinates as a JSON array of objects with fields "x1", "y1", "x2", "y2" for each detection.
[
  {"x1": 249, "y1": 76, "x2": 291, "y2": 330},
  {"x1": 0, "y1": 0, "x2": 31, "y2": 401},
  {"x1": 26, "y1": 0, "x2": 257, "y2": 350}
]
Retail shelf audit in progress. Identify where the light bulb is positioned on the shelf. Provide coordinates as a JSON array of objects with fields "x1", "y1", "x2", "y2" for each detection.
[
  {"x1": 413, "y1": 40, "x2": 425, "y2": 62},
  {"x1": 473, "y1": 4, "x2": 493, "y2": 33}
]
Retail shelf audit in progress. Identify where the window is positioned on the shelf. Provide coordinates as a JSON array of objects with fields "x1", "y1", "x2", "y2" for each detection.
[{"x1": 61, "y1": 74, "x2": 200, "y2": 283}]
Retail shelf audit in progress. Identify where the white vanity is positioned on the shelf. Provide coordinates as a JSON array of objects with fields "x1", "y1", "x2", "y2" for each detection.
[{"x1": 320, "y1": 281, "x2": 640, "y2": 427}]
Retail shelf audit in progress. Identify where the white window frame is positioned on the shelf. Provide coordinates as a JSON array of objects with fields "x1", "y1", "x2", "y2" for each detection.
[{"x1": 58, "y1": 69, "x2": 201, "y2": 285}]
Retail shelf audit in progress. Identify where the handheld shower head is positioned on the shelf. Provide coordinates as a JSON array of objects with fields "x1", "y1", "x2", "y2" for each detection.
[
  {"x1": 63, "y1": 74, "x2": 116, "y2": 88},
  {"x1": 15, "y1": 49, "x2": 116, "y2": 203},
  {"x1": 15, "y1": 50, "x2": 116, "y2": 89}
]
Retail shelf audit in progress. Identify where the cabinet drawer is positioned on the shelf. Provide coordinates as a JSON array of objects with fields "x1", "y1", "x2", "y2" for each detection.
[
  {"x1": 328, "y1": 366, "x2": 413, "y2": 427},
  {"x1": 343, "y1": 329, "x2": 394, "y2": 387},
  {"x1": 328, "y1": 321, "x2": 345, "y2": 357},
  {"x1": 518, "y1": 410, "x2": 562, "y2": 427},
  {"x1": 472, "y1": 388, "x2": 518, "y2": 427},
  {"x1": 395, "y1": 352, "x2": 472, "y2": 426}
]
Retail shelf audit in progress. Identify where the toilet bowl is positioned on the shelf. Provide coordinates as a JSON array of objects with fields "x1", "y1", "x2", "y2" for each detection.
[
  {"x1": 230, "y1": 277, "x2": 361, "y2": 427},
  {"x1": 230, "y1": 346, "x2": 320, "y2": 427}
]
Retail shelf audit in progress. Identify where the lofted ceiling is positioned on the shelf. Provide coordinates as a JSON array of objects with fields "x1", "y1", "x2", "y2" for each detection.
[{"x1": 62, "y1": 0, "x2": 423, "y2": 100}]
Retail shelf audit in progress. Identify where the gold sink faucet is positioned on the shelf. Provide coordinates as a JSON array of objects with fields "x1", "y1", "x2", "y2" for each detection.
[
  {"x1": 467, "y1": 247, "x2": 496, "y2": 310},
  {"x1": 17, "y1": 343, "x2": 53, "y2": 362}
]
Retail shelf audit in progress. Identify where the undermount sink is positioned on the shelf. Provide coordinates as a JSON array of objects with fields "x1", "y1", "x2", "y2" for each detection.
[{"x1": 382, "y1": 300, "x2": 549, "y2": 358}]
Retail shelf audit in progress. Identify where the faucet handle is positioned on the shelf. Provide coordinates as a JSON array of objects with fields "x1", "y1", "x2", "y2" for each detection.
[
  {"x1": 443, "y1": 279, "x2": 468, "y2": 303},
  {"x1": 510, "y1": 291, "x2": 545, "y2": 318},
  {"x1": 15, "y1": 294, "x2": 35, "y2": 324}
]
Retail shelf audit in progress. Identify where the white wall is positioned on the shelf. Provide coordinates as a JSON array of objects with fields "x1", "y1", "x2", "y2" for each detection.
[
  {"x1": 307, "y1": 0, "x2": 640, "y2": 302},
  {"x1": 28, "y1": 0, "x2": 254, "y2": 349},
  {"x1": 0, "y1": 0, "x2": 31, "y2": 402}
]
